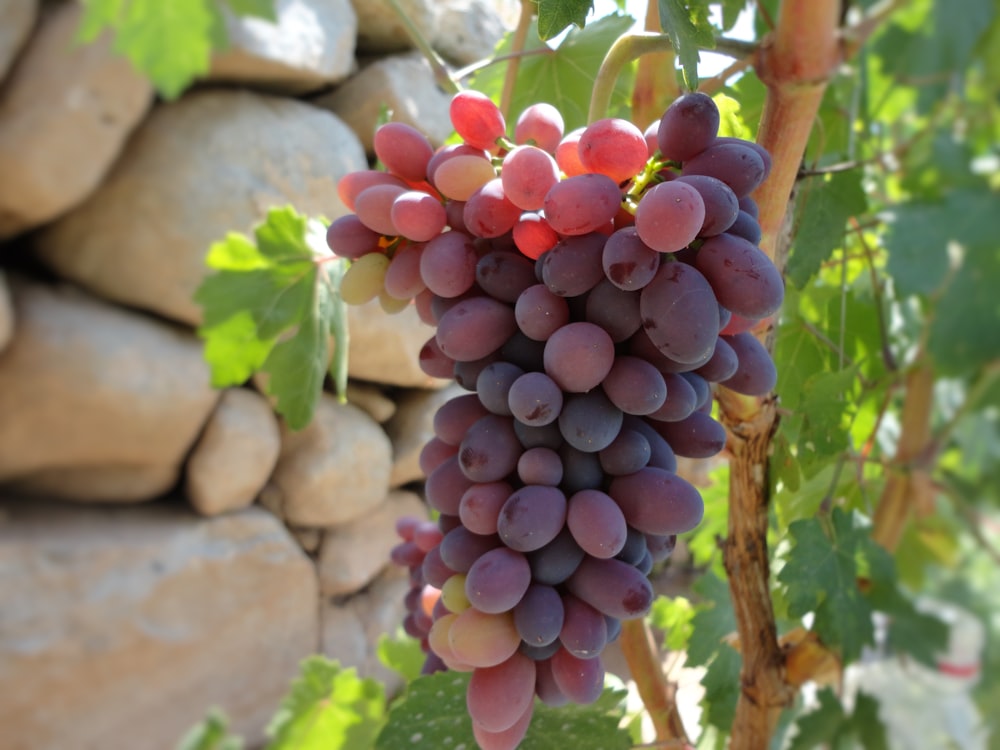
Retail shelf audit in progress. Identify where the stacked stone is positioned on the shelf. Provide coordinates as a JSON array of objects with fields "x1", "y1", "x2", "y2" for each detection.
[{"x1": 0, "y1": 0, "x2": 515, "y2": 747}]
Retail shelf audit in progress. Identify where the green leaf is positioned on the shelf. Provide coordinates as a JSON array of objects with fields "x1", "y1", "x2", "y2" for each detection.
[
  {"x1": 657, "y1": 0, "x2": 716, "y2": 90},
  {"x1": 176, "y1": 709, "x2": 244, "y2": 750},
  {"x1": 719, "y1": 0, "x2": 745, "y2": 31},
  {"x1": 849, "y1": 692, "x2": 889, "y2": 750},
  {"x1": 686, "y1": 571, "x2": 737, "y2": 666},
  {"x1": 796, "y1": 366, "x2": 858, "y2": 464},
  {"x1": 787, "y1": 170, "x2": 868, "y2": 288},
  {"x1": 701, "y1": 645, "x2": 741, "y2": 731},
  {"x1": 520, "y1": 690, "x2": 631, "y2": 750},
  {"x1": 779, "y1": 509, "x2": 876, "y2": 662},
  {"x1": 470, "y1": 14, "x2": 637, "y2": 134},
  {"x1": 787, "y1": 688, "x2": 846, "y2": 750},
  {"x1": 266, "y1": 657, "x2": 386, "y2": 750},
  {"x1": 194, "y1": 206, "x2": 347, "y2": 429},
  {"x1": 537, "y1": 0, "x2": 595, "y2": 39},
  {"x1": 376, "y1": 631, "x2": 426, "y2": 685},
  {"x1": 375, "y1": 672, "x2": 475, "y2": 749},
  {"x1": 78, "y1": 0, "x2": 276, "y2": 98},
  {"x1": 650, "y1": 595, "x2": 696, "y2": 651}
]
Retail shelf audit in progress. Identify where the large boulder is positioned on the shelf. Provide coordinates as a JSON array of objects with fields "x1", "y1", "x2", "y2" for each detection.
[
  {"x1": 348, "y1": 299, "x2": 449, "y2": 388},
  {"x1": 207, "y1": 0, "x2": 357, "y2": 94},
  {"x1": 184, "y1": 388, "x2": 282, "y2": 516},
  {"x1": 35, "y1": 90, "x2": 366, "y2": 325},
  {"x1": 432, "y1": 0, "x2": 510, "y2": 65},
  {"x1": 350, "y1": 0, "x2": 435, "y2": 53},
  {"x1": 0, "y1": 279, "x2": 219, "y2": 501},
  {"x1": 386, "y1": 383, "x2": 465, "y2": 487},
  {"x1": 316, "y1": 488, "x2": 427, "y2": 596},
  {"x1": 0, "y1": 0, "x2": 36, "y2": 83},
  {"x1": 0, "y1": 1, "x2": 152, "y2": 239},
  {"x1": 0, "y1": 499, "x2": 318, "y2": 750},
  {"x1": 314, "y1": 52, "x2": 453, "y2": 152},
  {"x1": 260, "y1": 395, "x2": 393, "y2": 527}
]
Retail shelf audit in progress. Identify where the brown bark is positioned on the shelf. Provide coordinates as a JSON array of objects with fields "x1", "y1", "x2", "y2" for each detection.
[{"x1": 621, "y1": 619, "x2": 690, "y2": 745}]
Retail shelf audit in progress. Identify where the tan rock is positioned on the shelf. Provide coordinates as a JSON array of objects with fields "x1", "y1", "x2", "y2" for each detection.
[
  {"x1": 316, "y1": 488, "x2": 426, "y2": 595},
  {"x1": 350, "y1": 0, "x2": 435, "y2": 53},
  {"x1": 348, "y1": 298, "x2": 449, "y2": 388},
  {"x1": 0, "y1": 500, "x2": 319, "y2": 750},
  {"x1": 185, "y1": 388, "x2": 281, "y2": 516},
  {"x1": 346, "y1": 380, "x2": 397, "y2": 423},
  {"x1": 0, "y1": 269, "x2": 11, "y2": 352},
  {"x1": 432, "y1": 0, "x2": 510, "y2": 65},
  {"x1": 262, "y1": 395, "x2": 392, "y2": 526},
  {"x1": 288, "y1": 525, "x2": 324, "y2": 554},
  {"x1": 7, "y1": 464, "x2": 178, "y2": 503},
  {"x1": 314, "y1": 52, "x2": 453, "y2": 152},
  {"x1": 321, "y1": 565, "x2": 413, "y2": 697},
  {"x1": 0, "y1": 0, "x2": 37, "y2": 83},
  {"x1": 0, "y1": 1, "x2": 152, "y2": 238},
  {"x1": 386, "y1": 383, "x2": 466, "y2": 487},
  {"x1": 35, "y1": 90, "x2": 366, "y2": 325},
  {"x1": 208, "y1": 0, "x2": 357, "y2": 94},
  {"x1": 0, "y1": 280, "x2": 219, "y2": 501}
]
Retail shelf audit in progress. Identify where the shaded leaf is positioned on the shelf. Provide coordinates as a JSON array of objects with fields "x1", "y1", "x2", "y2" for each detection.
[
  {"x1": 537, "y1": 0, "x2": 595, "y2": 39},
  {"x1": 657, "y1": 0, "x2": 716, "y2": 90}
]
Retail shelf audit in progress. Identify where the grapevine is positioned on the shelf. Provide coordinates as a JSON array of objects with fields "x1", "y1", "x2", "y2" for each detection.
[{"x1": 327, "y1": 88, "x2": 781, "y2": 749}]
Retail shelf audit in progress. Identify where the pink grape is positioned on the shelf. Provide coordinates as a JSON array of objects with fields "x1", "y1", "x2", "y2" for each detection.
[
  {"x1": 373, "y1": 121, "x2": 434, "y2": 182},
  {"x1": 578, "y1": 117, "x2": 649, "y2": 183},
  {"x1": 634, "y1": 180, "x2": 705, "y2": 253},
  {"x1": 515, "y1": 102, "x2": 564, "y2": 153},
  {"x1": 501, "y1": 145, "x2": 561, "y2": 210},
  {"x1": 450, "y1": 90, "x2": 506, "y2": 150},
  {"x1": 543, "y1": 173, "x2": 622, "y2": 236}
]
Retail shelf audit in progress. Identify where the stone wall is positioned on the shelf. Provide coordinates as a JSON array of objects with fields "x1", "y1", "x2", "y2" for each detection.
[{"x1": 0, "y1": 1, "x2": 513, "y2": 747}]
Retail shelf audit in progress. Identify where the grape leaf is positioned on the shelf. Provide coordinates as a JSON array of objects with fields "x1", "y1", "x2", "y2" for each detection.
[
  {"x1": 657, "y1": 0, "x2": 716, "y2": 91},
  {"x1": 194, "y1": 206, "x2": 348, "y2": 430},
  {"x1": 537, "y1": 0, "x2": 595, "y2": 40},
  {"x1": 719, "y1": 0, "x2": 745, "y2": 31},
  {"x1": 266, "y1": 657, "x2": 386, "y2": 750},
  {"x1": 376, "y1": 631, "x2": 426, "y2": 684},
  {"x1": 176, "y1": 709, "x2": 245, "y2": 750},
  {"x1": 650, "y1": 595, "x2": 696, "y2": 651},
  {"x1": 779, "y1": 508, "x2": 875, "y2": 662},
  {"x1": 520, "y1": 689, "x2": 631, "y2": 750},
  {"x1": 787, "y1": 170, "x2": 868, "y2": 289},
  {"x1": 375, "y1": 672, "x2": 473, "y2": 749},
  {"x1": 787, "y1": 688, "x2": 846, "y2": 750},
  {"x1": 470, "y1": 14, "x2": 637, "y2": 133},
  {"x1": 686, "y1": 571, "x2": 736, "y2": 666},
  {"x1": 701, "y1": 644, "x2": 741, "y2": 732},
  {"x1": 78, "y1": 0, "x2": 275, "y2": 98}
]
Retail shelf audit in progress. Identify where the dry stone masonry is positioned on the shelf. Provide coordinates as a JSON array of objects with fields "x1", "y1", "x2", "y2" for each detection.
[{"x1": 0, "y1": 0, "x2": 514, "y2": 747}]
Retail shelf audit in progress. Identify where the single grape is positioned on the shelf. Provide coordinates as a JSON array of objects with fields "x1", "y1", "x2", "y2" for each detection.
[
  {"x1": 354, "y1": 183, "x2": 405, "y2": 236},
  {"x1": 566, "y1": 489, "x2": 628, "y2": 558},
  {"x1": 476, "y1": 251, "x2": 537, "y2": 303},
  {"x1": 434, "y1": 393, "x2": 490, "y2": 445},
  {"x1": 459, "y1": 481, "x2": 514, "y2": 535},
  {"x1": 338, "y1": 169, "x2": 408, "y2": 211},
  {"x1": 566, "y1": 556, "x2": 654, "y2": 620},
  {"x1": 598, "y1": 429, "x2": 652, "y2": 476},
  {"x1": 501, "y1": 145, "x2": 561, "y2": 210},
  {"x1": 436, "y1": 296, "x2": 518, "y2": 361},
  {"x1": 441, "y1": 573, "x2": 471, "y2": 614},
  {"x1": 694, "y1": 335, "x2": 739, "y2": 382},
  {"x1": 578, "y1": 118, "x2": 649, "y2": 183},
  {"x1": 652, "y1": 410, "x2": 727, "y2": 459},
  {"x1": 541, "y1": 232, "x2": 607, "y2": 297},
  {"x1": 727, "y1": 209, "x2": 763, "y2": 244},
  {"x1": 639, "y1": 260, "x2": 720, "y2": 364},
  {"x1": 634, "y1": 180, "x2": 705, "y2": 253},
  {"x1": 450, "y1": 90, "x2": 506, "y2": 150},
  {"x1": 622, "y1": 415, "x2": 678, "y2": 472},
  {"x1": 555, "y1": 128, "x2": 587, "y2": 177},
  {"x1": 419, "y1": 437, "x2": 458, "y2": 477},
  {"x1": 527, "y1": 527, "x2": 585, "y2": 586},
  {"x1": 515, "y1": 102, "x2": 565, "y2": 153},
  {"x1": 472, "y1": 700, "x2": 533, "y2": 750},
  {"x1": 512, "y1": 212, "x2": 559, "y2": 260},
  {"x1": 559, "y1": 594, "x2": 609, "y2": 659},
  {"x1": 514, "y1": 584, "x2": 565, "y2": 647},
  {"x1": 448, "y1": 607, "x2": 521, "y2": 667},
  {"x1": 615, "y1": 526, "x2": 648, "y2": 566},
  {"x1": 465, "y1": 546, "x2": 532, "y2": 613},
  {"x1": 646, "y1": 372, "x2": 698, "y2": 423},
  {"x1": 459, "y1": 414, "x2": 523, "y2": 482},
  {"x1": 549, "y1": 648, "x2": 605, "y2": 704},
  {"x1": 373, "y1": 121, "x2": 435, "y2": 183},
  {"x1": 558, "y1": 390, "x2": 624, "y2": 453},
  {"x1": 601, "y1": 355, "x2": 668, "y2": 415},
  {"x1": 608, "y1": 467, "x2": 704, "y2": 535},
  {"x1": 339, "y1": 251, "x2": 389, "y2": 305},
  {"x1": 426, "y1": 455, "x2": 475, "y2": 515},
  {"x1": 383, "y1": 242, "x2": 426, "y2": 299},
  {"x1": 467, "y1": 652, "x2": 537, "y2": 733},
  {"x1": 601, "y1": 226, "x2": 661, "y2": 291},
  {"x1": 507, "y1": 371, "x2": 564, "y2": 426},
  {"x1": 516, "y1": 446, "x2": 564, "y2": 486},
  {"x1": 543, "y1": 321, "x2": 615, "y2": 393},
  {"x1": 682, "y1": 140, "x2": 767, "y2": 198},
  {"x1": 326, "y1": 214, "x2": 381, "y2": 260},
  {"x1": 657, "y1": 91, "x2": 720, "y2": 162},
  {"x1": 514, "y1": 283, "x2": 570, "y2": 341},
  {"x1": 432, "y1": 153, "x2": 498, "y2": 201},
  {"x1": 543, "y1": 173, "x2": 622, "y2": 236},
  {"x1": 390, "y1": 190, "x2": 446, "y2": 241},
  {"x1": 419, "y1": 335, "x2": 456, "y2": 379},
  {"x1": 584, "y1": 278, "x2": 642, "y2": 342},
  {"x1": 720, "y1": 331, "x2": 777, "y2": 395},
  {"x1": 497, "y1": 484, "x2": 567, "y2": 552},
  {"x1": 465, "y1": 178, "x2": 523, "y2": 238},
  {"x1": 439, "y1": 526, "x2": 500, "y2": 573},
  {"x1": 676, "y1": 174, "x2": 740, "y2": 237},
  {"x1": 694, "y1": 232, "x2": 784, "y2": 319}
]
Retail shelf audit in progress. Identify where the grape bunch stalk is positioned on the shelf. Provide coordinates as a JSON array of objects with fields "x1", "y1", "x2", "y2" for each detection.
[{"x1": 327, "y1": 89, "x2": 782, "y2": 750}]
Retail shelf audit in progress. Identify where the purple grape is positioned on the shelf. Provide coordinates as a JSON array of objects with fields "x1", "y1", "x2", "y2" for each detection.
[
  {"x1": 602, "y1": 226, "x2": 661, "y2": 291},
  {"x1": 508, "y1": 371, "x2": 564, "y2": 426},
  {"x1": 566, "y1": 556, "x2": 654, "y2": 620},
  {"x1": 497, "y1": 485, "x2": 567, "y2": 552},
  {"x1": 639, "y1": 260, "x2": 720, "y2": 364},
  {"x1": 465, "y1": 546, "x2": 532, "y2": 613},
  {"x1": 514, "y1": 584, "x2": 565, "y2": 647},
  {"x1": 608, "y1": 467, "x2": 704, "y2": 535},
  {"x1": 558, "y1": 390, "x2": 624, "y2": 453},
  {"x1": 459, "y1": 414, "x2": 523, "y2": 482},
  {"x1": 566, "y1": 489, "x2": 628, "y2": 558}
]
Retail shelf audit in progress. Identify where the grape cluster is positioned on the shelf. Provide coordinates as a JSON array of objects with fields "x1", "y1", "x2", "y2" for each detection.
[{"x1": 330, "y1": 90, "x2": 781, "y2": 750}]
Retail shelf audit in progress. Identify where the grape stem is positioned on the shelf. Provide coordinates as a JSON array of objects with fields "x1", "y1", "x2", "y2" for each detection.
[
  {"x1": 589, "y1": 32, "x2": 675, "y2": 124},
  {"x1": 620, "y1": 619, "x2": 691, "y2": 745},
  {"x1": 384, "y1": 0, "x2": 460, "y2": 95}
]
